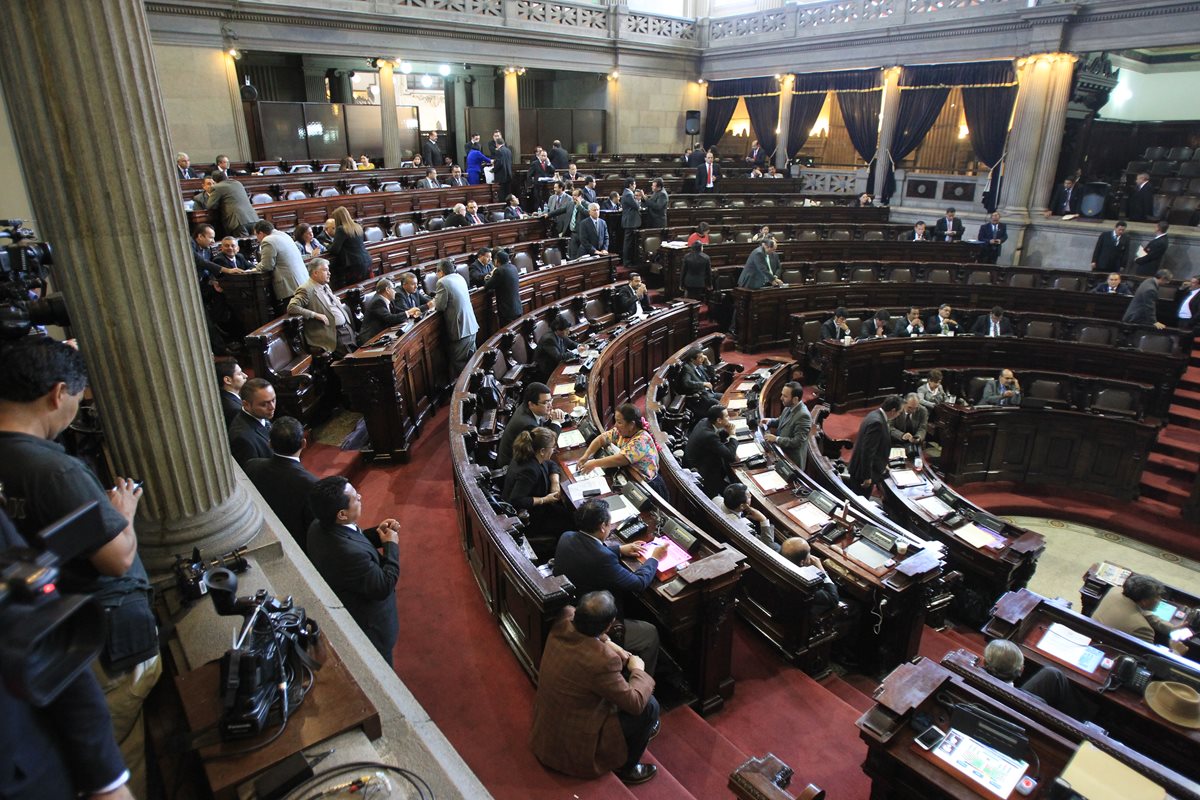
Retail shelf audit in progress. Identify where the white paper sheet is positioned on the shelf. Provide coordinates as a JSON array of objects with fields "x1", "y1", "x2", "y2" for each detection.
[
  {"x1": 552, "y1": 383, "x2": 576, "y2": 396},
  {"x1": 557, "y1": 429, "x2": 586, "y2": 448},
  {"x1": 751, "y1": 470, "x2": 788, "y2": 492},
  {"x1": 736, "y1": 442, "x2": 763, "y2": 460},
  {"x1": 564, "y1": 475, "x2": 612, "y2": 504}
]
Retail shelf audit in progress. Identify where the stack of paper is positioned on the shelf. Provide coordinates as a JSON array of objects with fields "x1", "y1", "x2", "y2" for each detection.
[
  {"x1": 1035, "y1": 623, "x2": 1105, "y2": 673},
  {"x1": 562, "y1": 364, "x2": 582, "y2": 375},
  {"x1": 552, "y1": 382, "x2": 576, "y2": 396},
  {"x1": 565, "y1": 475, "x2": 611, "y2": 503},
  {"x1": 728, "y1": 398, "x2": 749, "y2": 410},
  {"x1": 557, "y1": 429, "x2": 586, "y2": 448},
  {"x1": 737, "y1": 381, "x2": 757, "y2": 391},
  {"x1": 954, "y1": 522, "x2": 998, "y2": 549},
  {"x1": 736, "y1": 441, "x2": 764, "y2": 460},
  {"x1": 751, "y1": 470, "x2": 788, "y2": 492},
  {"x1": 731, "y1": 417, "x2": 750, "y2": 433},
  {"x1": 646, "y1": 536, "x2": 692, "y2": 576},
  {"x1": 916, "y1": 495, "x2": 953, "y2": 519},
  {"x1": 890, "y1": 469, "x2": 926, "y2": 488},
  {"x1": 787, "y1": 503, "x2": 831, "y2": 531}
]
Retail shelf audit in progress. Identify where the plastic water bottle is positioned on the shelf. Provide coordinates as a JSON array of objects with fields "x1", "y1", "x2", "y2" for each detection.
[{"x1": 913, "y1": 456, "x2": 924, "y2": 473}]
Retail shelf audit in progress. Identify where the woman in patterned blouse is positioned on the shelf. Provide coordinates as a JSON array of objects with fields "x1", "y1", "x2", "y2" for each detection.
[{"x1": 575, "y1": 403, "x2": 668, "y2": 500}]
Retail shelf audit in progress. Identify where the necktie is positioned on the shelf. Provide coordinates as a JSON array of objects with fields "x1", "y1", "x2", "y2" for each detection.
[
  {"x1": 707, "y1": 165, "x2": 713, "y2": 185},
  {"x1": 991, "y1": 321, "x2": 998, "y2": 337},
  {"x1": 778, "y1": 406, "x2": 791, "y2": 429}
]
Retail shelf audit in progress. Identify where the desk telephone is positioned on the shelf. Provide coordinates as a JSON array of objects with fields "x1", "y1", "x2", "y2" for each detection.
[
  {"x1": 616, "y1": 517, "x2": 648, "y2": 542},
  {"x1": 942, "y1": 513, "x2": 966, "y2": 529},
  {"x1": 1103, "y1": 655, "x2": 1152, "y2": 694}
]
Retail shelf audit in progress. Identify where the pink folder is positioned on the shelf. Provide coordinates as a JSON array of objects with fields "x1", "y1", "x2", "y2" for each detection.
[{"x1": 645, "y1": 536, "x2": 692, "y2": 577}]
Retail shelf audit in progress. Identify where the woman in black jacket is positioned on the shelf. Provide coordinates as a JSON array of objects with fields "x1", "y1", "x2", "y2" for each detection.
[
  {"x1": 326, "y1": 206, "x2": 371, "y2": 288},
  {"x1": 502, "y1": 427, "x2": 574, "y2": 559}
]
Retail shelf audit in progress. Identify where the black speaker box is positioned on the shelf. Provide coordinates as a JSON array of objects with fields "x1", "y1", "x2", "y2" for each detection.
[{"x1": 684, "y1": 110, "x2": 701, "y2": 136}]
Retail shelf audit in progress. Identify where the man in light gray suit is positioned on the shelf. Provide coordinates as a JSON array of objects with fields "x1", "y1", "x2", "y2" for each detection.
[
  {"x1": 207, "y1": 170, "x2": 259, "y2": 237},
  {"x1": 417, "y1": 168, "x2": 441, "y2": 190},
  {"x1": 761, "y1": 381, "x2": 811, "y2": 467},
  {"x1": 287, "y1": 258, "x2": 355, "y2": 357},
  {"x1": 737, "y1": 238, "x2": 782, "y2": 289},
  {"x1": 251, "y1": 220, "x2": 309, "y2": 306},
  {"x1": 434, "y1": 258, "x2": 480, "y2": 377}
]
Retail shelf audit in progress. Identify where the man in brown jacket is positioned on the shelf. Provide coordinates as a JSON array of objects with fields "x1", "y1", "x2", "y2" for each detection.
[{"x1": 530, "y1": 591, "x2": 660, "y2": 784}]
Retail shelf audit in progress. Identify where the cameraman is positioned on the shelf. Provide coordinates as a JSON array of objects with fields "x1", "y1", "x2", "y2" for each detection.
[
  {"x1": 0, "y1": 338, "x2": 160, "y2": 798},
  {"x1": 0, "y1": 509, "x2": 133, "y2": 799}
]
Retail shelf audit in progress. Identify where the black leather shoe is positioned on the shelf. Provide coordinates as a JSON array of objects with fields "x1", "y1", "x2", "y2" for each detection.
[
  {"x1": 615, "y1": 763, "x2": 657, "y2": 785},
  {"x1": 648, "y1": 719, "x2": 661, "y2": 742}
]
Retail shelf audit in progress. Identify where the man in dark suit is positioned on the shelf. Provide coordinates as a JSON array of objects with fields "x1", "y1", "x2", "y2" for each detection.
[
  {"x1": 643, "y1": 178, "x2": 668, "y2": 229},
  {"x1": 761, "y1": 381, "x2": 812, "y2": 467},
  {"x1": 215, "y1": 358, "x2": 247, "y2": 426},
  {"x1": 860, "y1": 309, "x2": 892, "y2": 339},
  {"x1": 696, "y1": 151, "x2": 719, "y2": 193},
  {"x1": 684, "y1": 144, "x2": 706, "y2": 170},
  {"x1": 745, "y1": 139, "x2": 767, "y2": 169},
  {"x1": 464, "y1": 200, "x2": 486, "y2": 226},
  {"x1": 902, "y1": 221, "x2": 931, "y2": 242},
  {"x1": 527, "y1": 147, "x2": 554, "y2": 207},
  {"x1": 207, "y1": 171, "x2": 259, "y2": 238},
  {"x1": 1091, "y1": 272, "x2": 1133, "y2": 297},
  {"x1": 934, "y1": 207, "x2": 964, "y2": 242},
  {"x1": 486, "y1": 249, "x2": 523, "y2": 325},
  {"x1": 613, "y1": 273, "x2": 652, "y2": 316},
  {"x1": 979, "y1": 369, "x2": 1022, "y2": 406},
  {"x1": 977, "y1": 212, "x2": 1008, "y2": 264},
  {"x1": 416, "y1": 168, "x2": 441, "y2": 190},
  {"x1": 535, "y1": 314, "x2": 579, "y2": 384},
  {"x1": 307, "y1": 476, "x2": 402, "y2": 666},
  {"x1": 1177, "y1": 276, "x2": 1200, "y2": 330},
  {"x1": 679, "y1": 241, "x2": 711, "y2": 300},
  {"x1": 581, "y1": 176, "x2": 598, "y2": 205},
  {"x1": 1134, "y1": 221, "x2": 1170, "y2": 276},
  {"x1": 503, "y1": 194, "x2": 527, "y2": 220},
  {"x1": 575, "y1": 202, "x2": 610, "y2": 257},
  {"x1": 1046, "y1": 177, "x2": 1080, "y2": 217},
  {"x1": 444, "y1": 203, "x2": 470, "y2": 228},
  {"x1": 227, "y1": 378, "x2": 275, "y2": 466},
  {"x1": 548, "y1": 139, "x2": 570, "y2": 170},
  {"x1": 492, "y1": 142, "x2": 514, "y2": 200},
  {"x1": 1127, "y1": 172, "x2": 1156, "y2": 222},
  {"x1": 1091, "y1": 221, "x2": 1130, "y2": 272},
  {"x1": 530, "y1": 592, "x2": 659, "y2": 785},
  {"x1": 620, "y1": 179, "x2": 643, "y2": 266},
  {"x1": 677, "y1": 347, "x2": 721, "y2": 413},
  {"x1": 553, "y1": 500, "x2": 667, "y2": 677},
  {"x1": 848, "y1": 395, "x2": 901, "y2": 496},
  {"x1": 737, "y1": 238, "x2": 781, "y2": 289},
  {"x1": 892, "y1": 306, "x2": 925, "y2": 337},
  {"x1": 467, "y1": 247, "x2": 494, "y2": 288},
  {"x1": 971, "y1": 306, "x2": 1014, "y2": 337},
  {"x1": 487, "y1": 130, "x2": 504, "y2": 157},
  {"x1": 926, "y1": 304, "x2": 959, "y2": 335},
  {"x1": 421, "y1": 131, "x2": 443, "y2": 168},
  {"x1": 446, "y1": 165, "x2": 468, "y2": 187},
  {"x1": 1123, "y1": 269, "x2": 1172, "y2": 329},
  {"x1": 780, "y1": 538, "x2": 840, "y2": 615},
  {"x1": 359, "y1": 277, "x2": 410, "y2": 342},
  {"x1": 175, "y1": 152, "x2": 198, "y2": 179},
  {"x1": 212, "y1": 237, "x2": 250, "y2": 271},
  {"x1": 497, "y1": 382, "x2": 565, "y2": 467},
  {"x1": 243, "y1": 416, "x2": 318, "y2": 550},
  {"x1": 395, "y1": 271, "x2": 434, "y2": 317},
  {"x1": 820, "y1": 307, "x2": 852, "y2": 341},
  {"x1": 683, "y1": 405, "x2": 738, "y2": 500}
]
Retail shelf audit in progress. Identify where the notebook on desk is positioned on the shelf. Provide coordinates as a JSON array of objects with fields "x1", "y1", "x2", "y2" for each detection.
[
  {"x1": 930, "y1": 729, "x2": 1028, "y2": 800},
  {"x1": 645, "y1": 536, "x2": 692, "y2": 577}
]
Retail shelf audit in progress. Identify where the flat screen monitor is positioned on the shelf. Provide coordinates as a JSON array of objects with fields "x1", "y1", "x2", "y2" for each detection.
[{"x1": 1152, "y1": 600, "x2": 1178, "y2": 622}]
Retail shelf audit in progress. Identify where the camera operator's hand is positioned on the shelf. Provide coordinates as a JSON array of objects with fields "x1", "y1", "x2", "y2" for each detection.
[
  {"x1": 108, "y1": 477, "x2": 143, "y2": 525},
  {"x1": 378, "y1": 519, "x2": 401, "y2": 544}
]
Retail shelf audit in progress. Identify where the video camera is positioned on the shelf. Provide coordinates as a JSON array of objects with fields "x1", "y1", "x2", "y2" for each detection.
[
  {"x1": 204, "y1": 567, "x2": 321, "y2": 740},
  {"x1": 172, "y1": 545, "x2": 250, "y2": 604},
  {"x1": 0, "y1": 502, "x2": 108, "y2": 706},
  {"x1": 0, "y1": 220, "x2": 69, "y2": 339}
]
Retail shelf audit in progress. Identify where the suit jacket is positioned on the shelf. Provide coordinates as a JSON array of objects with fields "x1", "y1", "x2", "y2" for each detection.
[
  {"x1": 860, "y1": 318, "x2": 892, "y2": 339},
  {"x1": 768, "y1": 402, "x2": 812, "y2": 468},
  {"x1": 396, "y1": 287, "x2": 433, "y2": 313},
  {"x1": 434, "y1": 272, "x2": 479, "y2": 340},
  {"x1": 535, "y1": 331, "x2": 578, "y2": 383},
  {"x1": 503, "y1": 205, "x2": 528, "y2": 220},
  {"x1": 288, "y1": 279, "x2": 351, "y2": 353},
  {"x1": 243, "y1": 455, "x2": 317, "y2": 549},
  {"x1": 1127, "y1": 182, "x2": 1156, "y2": 222},
  {"x1": 1134, "y1": 234, "x2": 1168, "y2": 276},
  {"x1": 892, "y1": 317, "x2": 925, "y2": 337},
  {"x1": 1092, "y1": 590, "x2": 1155, "y2": 644},
  {"x1": 417, "y1": 177, "x2": 441, "y2": 190},
  {"x1": 306, "y1": 520, "x2": 400, "y2": 661},
  {"x1": 467, "y1": 258, "x2": 494, "y2": 288},
  {"x1": 680, "y1": 251, "x2": 711, "y2": 290},
  {"x1": 926, "y1": 315, "x2": 959, "y2": 335},
  {"x1": 253, "y1": 230, "x2": 309, "y2": 302},
  {"x1": 360, "y1": 294, "x2": 407, "y2": 342},
  {"x1": 820, "y1": 317, "x2": 851, "y2": 341},
  {"x1": 747, "y1": 146, "x2": 767, "y2": 168},
  {"x1": 1178, "y1": 288, "x2": 1200, "y2": 324},
  {"x1": 220, "y1": 390, "x2": 242, "y2": 427},
  {"x1": 497, "y1": 403, "x2": 562, "y2": 467},
  {"x1": 684, "y1": 419, "x2": 737, "y2": 499},
  {"x1": 685, "y1": 150, "x2": 706, "y2": 169},
  {"x1": 934, "y1": 217, "x2": 964, "y2": 242},
  {"x1": 208, "y1": 179, "x2": 259, "y2": 237},
  {"x1": 447, "y1": 176, "x2": 468, "y2": 187},
  {"x1": 977, "y1": 221, "x2": 1008, "y2": 261},
  {"x1": 491, "y1": 146, "x2": 513, "y2": 183},
  {"x1": 901, "y1": 230, "x2": 932, "y2": 242},
  {"x1": 485, "y1": 263, "x2": 523, "y2": 324},
  {"x1": 979, "y1": 379, "x2": 1021, "y2": 407},
  {"x1": 213, "y1": 252, "x2": 249, "y2": 271},
  {"x1": 327, "y1": 230, "x2": 371, "y2": 286},
  {"x1": 530, "y1": 608, "x2": 654, "y2": 778},
  {"x1": 1091, "y1": 281, "x2": 1133, "y2": 297},
  {"x1": 575, "y1": 215, "x2": 609, "y2": 256},
  {"x1": 970, "y1": 315, "x2": 1014, "y2": 336},
  {"x1": 619, "y1": 189, "x2": 642, "y2": 230},
  {"x1": 696, "y1": 162, "x2": 720, "y2": 191},
  {"x1": 228, "y1": 411, "x2": 272, "y2": 466},
  {"x1": 1122, "y1": 277, "x2": 1160, "y2": 326},
  {"x1": 548, "y1": 146, "x2": 570, "y2": 170},
  {"x1": 553, "y1": 530, "x2": 658, "y2": 601},
  {"x1": 643, "y1": 190, "x2": 669, "y2": 229},
  {"x1": 737, "y1": 245, "x2": 779, "y2": 289},
  {"x1": 548, "y1": 197, "x2": 583, "y2": 236},
  {"x1": 527, "y1": 159, "x2": 553, "y2": 186},
  {"x1": 889, "y1": 406, "x2": 929, "y2": 443},
  {"x1": 178, "y1": 166, "x2": 198, "y2": 179},
  {"x1": 501, "y1": 458, "x2": 561, "y2": 511},
  {"x1": 1049, "y1": 185, "x2": 1081, "y2": 216},
  {"x1": 421, "y1": 139, "x2": 443, "y2": 168},
  {"x1": 1091, "y1": 230, "x2": 1129, "y2": 273},
  {"x1": 847, "y1": 408, "x2": 889, "y2": 487},
  {"x1": 444, "y1": 212, "x2": 470, "y2": 228}
]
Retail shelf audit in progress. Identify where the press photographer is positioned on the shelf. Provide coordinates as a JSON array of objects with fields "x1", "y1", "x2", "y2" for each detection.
[
  {"x1": 0, "y1": 502, "x2": 133, "y2": 799},
  {"x1": 0, "y1": 219, "x2": 66, "y2": 340},
  {"x1": 0, "y1": 336, "x2": 160, "y2": 798}
]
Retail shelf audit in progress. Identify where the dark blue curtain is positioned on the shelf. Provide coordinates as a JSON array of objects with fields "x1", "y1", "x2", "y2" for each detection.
[
  {"x1": 745, "y1": 92, "x2": 780, "y2": 158},
  {"x1": 879, "y1": 67, "x2": 952, "y2": 202},
  {"x1": 704, "y1": 77, "x2": 778, "y2": 151},
  {"x1": 787, "y1": 73, "x2": 833, "y2": 157},
  {"x1": 832, "y1": 70, "x2": 883, "y2": 188},
  {"x1": 961, "y1": 63, "x2": 1018, "y2": 211}
]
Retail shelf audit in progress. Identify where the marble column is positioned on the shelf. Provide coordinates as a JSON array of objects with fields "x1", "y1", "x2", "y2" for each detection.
[
  {"x1": 873, "y1": 67, "x2": 902, "y2": 201},
  {"x1": 503, "y1": 69, "x2": 521, "y2": 156},
  {"x1": 999, "y1": 56, "x2": 1055, "y2": 215},
  {"x1": 378, "y1": 60, "x2": 403, "y2": 169},
  {"x1": 303, "y1": 67, "x2": 329, "y2": 103},
  {"x1": 1029, "y1": 55, "x2": 1077, "y2": 213},
  {"x1": 775, "y1": 75, "x2": 793, "y2": 170},
  {"x1": 0, "y1": 0, "x2": 262, "y2": 569},
  {"x1": 606, "y1": 74, "x2": 620, "y2": 155},
  {"x1": 221, "y1": 52, "x2": 253, "y2": 161}
]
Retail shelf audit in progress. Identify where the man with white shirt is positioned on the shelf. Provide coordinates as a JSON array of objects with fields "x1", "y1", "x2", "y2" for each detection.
[
  {"x1": 1091, "y1": 221, "x2": 1129, "y2": 272},
  {"x1": 227, "y1": 378, "x2": 275, "y2": 466},
  {"x1": 1177, "y1": 276, "x2": 1200, "y2": 330},
  {"x1": 215, "y1": 358, "x2": 247, "y2": 426},
  {"x1": 977, "y1": 212, "x2": 1007, "y2": 264},
  {"x1": 696, "y1": 151, "x2": 719, "y2": 193},
  {"x1": 417, "y1": 168, "x2": 441, "y2": 190},
  {"x1": 1091, "y1": 272, "x2": 1132, "y2": 297},
  {"x1": 934, "y1": 207, "x2": 963, "y2": 242},
  {"x1": 893, "y1": 306, "x2": 925, "y2": 337},
  {"x1": 714, "y1": 483, "x2": 775, "y2": 550},
  {"x1": 1134, "y1": 221, "x2": 1170, "y2": 277},
  {"x1": 251, "y1": 220, "x2": 308, "y2": 307},
  {"x1": 1127, "y1": 172, "x2": 1156, "y2": 222},
  {"x1": 287, "y1": 258, "x2": 355, "y2": 357},
  {"x1": 243, "y1": 416, "x2": 318, "y2": 550}
]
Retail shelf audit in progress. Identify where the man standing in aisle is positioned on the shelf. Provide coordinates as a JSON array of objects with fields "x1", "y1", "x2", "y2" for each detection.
[
  {"x1": 1090, "y1": 220, "x2": 1129, "y2": 273},
  {"x1": 847, "y1": 394, "x2": 901, "y2": 496},
  {"x1": 620, "y1": 178, "x2": 643, "y2": 267},
  {"x1": 977, "y1": 212, "x2": 1007, "y2": 264},
  {"x1": 434, "y1": 258, "x2": 480, "y2": 377}
]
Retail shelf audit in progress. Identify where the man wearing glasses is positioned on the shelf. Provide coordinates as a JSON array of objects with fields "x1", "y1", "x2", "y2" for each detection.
[{"x1": 497, "y1": 382, "x2": 567, "y2": 467}]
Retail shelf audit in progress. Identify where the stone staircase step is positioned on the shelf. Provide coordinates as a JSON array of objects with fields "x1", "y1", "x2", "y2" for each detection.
[
  {"x1": 1147, "y1": 450, "x2": 1198, "y2": 477},
  {"x1": 649, "y1": 705, "x2": 751, "y2": 800},
  {"x1": 1139, "y1": 470, "x2": 1190, "y2": 506},
  {"x1": 1168, "y1": 404, "x2": 1200, "y2": 429}
]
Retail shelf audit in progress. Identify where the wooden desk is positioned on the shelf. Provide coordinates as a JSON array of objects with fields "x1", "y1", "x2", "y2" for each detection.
[
  {"x1": 878, "y1": 448, "x2": 1045, "y2": 627},
  {"x1": 644, "y1": 335, "x2": 854, "y2": 677},
  {"x1": 178, "y1": 165, "x2": 464, "y2": 204},
  {"x1": 814, "y1": 335, "x2": 1185, "y2": 418},
  {"x1": 939, "y1": 648, "x2": 1200, "y2": 799},
  {"x1": 734, "y1": 366, "x2": 949, "y2": 674},
  {"x1": 1080, "y1": 562, "x2": 1200, "y2": 661},
  {"x1": 985, "y1": 588, "x2": 1200, "y2": 778},
  {"x1": 175, "y1": 643, "x2": 380, "y2": 800},
  {"x1": 931, "y1": 404, "x2": 1159, "y2": 501},
  {"x1": 859, "y1": 657, "x2": 1077, "y2": 799}
]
